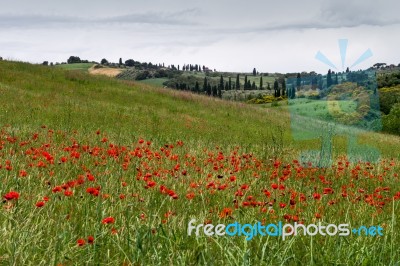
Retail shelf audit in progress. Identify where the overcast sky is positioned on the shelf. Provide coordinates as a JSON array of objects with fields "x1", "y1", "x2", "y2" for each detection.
[{"x1": 1, "y1": 0, "x2": 399, "y2": 73}]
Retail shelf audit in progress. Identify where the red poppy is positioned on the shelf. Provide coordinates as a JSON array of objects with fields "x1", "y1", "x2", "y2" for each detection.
[
  {"x1": 64, "y1": 190, "x2": 73, "y2": 196},
  {"x1": 77, "y1": 238, "x2": 85, "y2": 246},
  {"x1": 186, "y1": 192, "x2": 195, "y2": 200},
  {"x1": 87, "y1": 236, "x2": 94, "y2": 244},
  {"x1": 35, "y1": 201, "x2": 45, "y2": 208},
  {"x1": 219, "y1": 208, "x2": 233, "y2": 218},
  {"x1": 3, "y1": 191, "x2": 19, "y2": 201},
  {"x1": 102, "y1": 217, "x2": 115, "y2": 224},
  {"x1": 313, "y1": 193, "x2": 321, "y2": 200}
]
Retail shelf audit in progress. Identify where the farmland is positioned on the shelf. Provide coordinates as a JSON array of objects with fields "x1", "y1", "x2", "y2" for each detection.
[{"x1": 0, "y1": 60, "x2": 400, "y2": 265}]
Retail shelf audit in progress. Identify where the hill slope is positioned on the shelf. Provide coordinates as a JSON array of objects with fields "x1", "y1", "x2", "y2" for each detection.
[
  {"x1": 0, "y1": 60, "x2": 399, "y2": 265},
  {"x1": 0, "y1": 60, "x2": 399, "y2": 158}
]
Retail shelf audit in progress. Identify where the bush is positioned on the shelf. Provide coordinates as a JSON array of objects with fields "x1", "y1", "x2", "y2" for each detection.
[
  {"x1": 135, "y1": 70, "x2": 150, "y2": 80},
  {"x1": 383, "y1": 103, "x2": 400, "y2": 135}
]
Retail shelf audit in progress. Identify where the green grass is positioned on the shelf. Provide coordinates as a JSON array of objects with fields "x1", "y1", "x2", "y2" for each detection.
[
  {"x1": 0, "y1": 60, "x2": 399, "y2": 265},
  {"x1": 55, "y1": 63, "x2": 94, "y2": 71},
  {"x1": 137, "y1": 78, "x2": 169, "y2": 87}
]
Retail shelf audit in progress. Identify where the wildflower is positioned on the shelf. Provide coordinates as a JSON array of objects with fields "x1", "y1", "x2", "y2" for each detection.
[
  {"x1": 36, "y1": 201, "x2": 45, "y2": 208},
  {"x1": 77, "y1": 239, "x2": 85, "y2": 246},
  {"x1": 87, "y1": 236, "x2": 94, "y2": 244},
  {"x1": 313, "y1": 193, "x2": 321, "y2": 200},
  {"x1": 102, "y1": 217, "x2": 115, "y2": 224},
  {"x1": 64, "y1": 190, "x2": 73, "y2": 196},
  {"x1": 219, "y1": 208, "x2": 232, "y2": 218},
  {"x1": 3, "y1": 191, "x2": 19, "y2": 201}
]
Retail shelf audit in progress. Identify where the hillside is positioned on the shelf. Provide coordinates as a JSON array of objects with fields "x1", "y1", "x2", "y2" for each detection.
[{"x1": 0, "y1": 60, "x2": 400, "y2": 265}]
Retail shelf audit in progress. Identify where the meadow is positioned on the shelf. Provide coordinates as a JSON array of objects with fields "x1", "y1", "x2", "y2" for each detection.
[{"x1": 0, "y1": 60, "x2": 399, "y2": 265}]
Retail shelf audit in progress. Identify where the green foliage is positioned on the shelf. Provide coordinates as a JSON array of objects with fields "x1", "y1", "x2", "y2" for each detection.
[
  {"x1": 383, "y1": 103, "x2": 400, "y2": 135},
  {"x1": 379, "y1": 86, "x2": 400, "y2": 114},
  {"x1": 67, "y1": 56, "x2": 81, "y2": 64},
  {"x1": 378, "y1": 71, "x2": 400, "y2": 88}
]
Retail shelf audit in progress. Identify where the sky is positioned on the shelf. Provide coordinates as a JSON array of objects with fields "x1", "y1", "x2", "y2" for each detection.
[{"x1": 0, "y1": 0, "x2": 399, "y2": 73}]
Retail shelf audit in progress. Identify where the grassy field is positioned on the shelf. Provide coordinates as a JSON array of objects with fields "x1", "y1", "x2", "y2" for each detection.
[
  {"x1": 137, "y1": 78, "x2": 169, "y2": 87},
  {"x1": 0, "y1": 60, "x2": 400, "y2": 265},
  {"x1": 55, "y1": 63, "x2": 94, "y2": 71}
]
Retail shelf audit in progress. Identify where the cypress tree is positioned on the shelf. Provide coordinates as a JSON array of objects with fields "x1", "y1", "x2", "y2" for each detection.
[
  {"x1": 219, "y1": 75, "x2": 224, "y2": 90},
  {"x1": 236, "y1": 74, "x2": 240, "y2": 90},
  {"x1": 274, "y1": 79, "x2": 279, "y2": 97},
  {"x1": 327, "y1": 69, "x2": 333, "y2": 88},
  {"x1": 203, "y1": 77, "x2": 208, "y2": 93},
  {"x1": 244, "y1": 75, "x2": 248, "y2": 90},
  {"x1": 281, "y1": 79, "x2": 286, "y2": 96},
  {"x1": 296, "y1": 73, "x2": 301, "y2": 90},
  {"x1": 228, "y1": 77, "x2": 232, "y2": 90},
  {"x1": 207, "y1": 84, "x2": 212, "y2": 96},
  {"x1": 259, "y1": 76, "x2": 263, "y2": 90},
  {"x1": 212, "y1": 85, "x2": 218, "y2": 97}
]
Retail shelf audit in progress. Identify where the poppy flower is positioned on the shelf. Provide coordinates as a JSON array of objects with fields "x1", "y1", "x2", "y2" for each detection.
[
  {"x1": 3, "y1": 191, "x2": 19, "y2": 201},
  {"x1": 313, "y1": 193, "x2": 321, "y2": 200},
  {"x1": 64, "y1": 190, "x2": 73, "y2": 196},
  {"x1": 87, "y1": 236, "x2": 94, "y2": 244},
  {"x1": 219, "y1": 208, "x2": 233, "y2": 218},
  {"x1": 35, "y1": 201, "x2": 45, "y2": 208},
  {"x1": 102, "y1": 217, "x2": 115, "y2": 224},
  {"x1": 77, "y1": 238, "x2": 85, "y2": 246}
]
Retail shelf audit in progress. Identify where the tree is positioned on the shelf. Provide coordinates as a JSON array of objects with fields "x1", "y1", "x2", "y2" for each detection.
[
  {"x1": 335, "y1": 73, "x2": 339, "y2": 85},
  {"x1": 274, "y1": 79, "x2": 279, "y2": 97},
  {"x1": 207, "y1": 84, "x2": 212, "y2": 96},
  {"x1": 219, "y1": 75, "x2": 224, "y2": 90},
  {"x1": 212, "y1": 85, "x2": 218, "y2": 97},
  {"x1": 101, "y1": 58, "x2": 109, "y2": 65},
  {"x1": 67, "y1": 56, "x2": 81, "y2": 64},
  {"x1": 267, "y1": 82, "x2": 271, "y2": 90},
  {"x1": 124, "y1": 59, "x2": 135, "y2": 67},
  {"x1": 42, "y1": 61, "x2": 48, "y2": 66},
  {"x1": 194, "y1": 81, "x2": 200, "y2": 93},
  {"x1": 251, "y1": 81, "x2": 256, "y2": 90},
  {"x1": 125, "y1": 59, "x2": 135, "y2": 67},
  {"x1": 244, "y1": 75, "x2": 248, "y2": 90},
  {"x1": 296, "y1": 73, "x2": 301, "y2": 90},
  {"x1": 253, "y1": 68, "x2": 257, "y2": 76},
  {"x1": 290, "y1": 84, "x2": 296, "y2": 99},
  {"x1": 327, "y1": 69, "x2": 333, "y2": 88},
  {"x1": 281, "y1": 79, "x2": 286, "y2": 96},
  {"x1": 203, "y1": 77, "x2": 208, "y2": 93},
  {"x1": 346, "y1": 67, "x2": 350, "y2": 73},
  {"x1": 383, "y1": 103, "x2": 400, "y2": 134},
  {"x1": 228, "y1": 77, "x2": 232, "y2": 90},
  {"x1": 259, "y1": 76, "x2": 263, "y2": 90},
  {"x1": 236, "y1": 74, "x2": 240, "y2": 90},
  {"x1": 119, "y1": 58, "x2": 123, "y2": 66}
]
